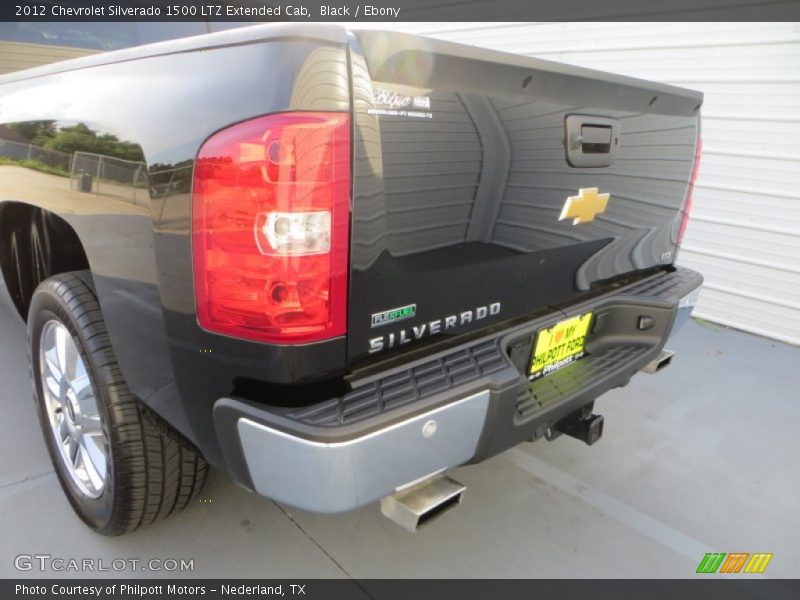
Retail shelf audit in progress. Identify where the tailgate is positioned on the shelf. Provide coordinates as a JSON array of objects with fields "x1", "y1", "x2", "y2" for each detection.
[{"x1": 347, "y1": 31, "x2": 702, "y2": 367}]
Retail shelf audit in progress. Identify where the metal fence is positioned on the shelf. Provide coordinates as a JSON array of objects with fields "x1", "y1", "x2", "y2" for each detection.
[
  {"x1": 70, "y1": 151, "x2": 148, "y2": 206},
  {"x1": 149, "y1": 164, "x2": 193, "y2": 198},
  {"x1": 0, "y1": 138, "x2": 72, "y2": 171}
]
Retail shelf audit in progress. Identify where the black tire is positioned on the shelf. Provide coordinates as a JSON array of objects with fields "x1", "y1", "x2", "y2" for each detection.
[{"x1": 27, "y1": 270, "x2": 208, "y2": 535}]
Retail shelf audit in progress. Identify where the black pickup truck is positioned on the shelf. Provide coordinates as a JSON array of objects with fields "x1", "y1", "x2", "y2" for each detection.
[{"x1": 0, "y1": 24, "x2": 702, "y2": 534}]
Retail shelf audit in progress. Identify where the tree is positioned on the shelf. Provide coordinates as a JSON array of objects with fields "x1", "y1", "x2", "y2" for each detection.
[
  {"x1": 6, "y1": 121, "x2": 57, "y2": 146},
  {"x1": 41, "y1": 123, "x2": 145, "y2": 162}
]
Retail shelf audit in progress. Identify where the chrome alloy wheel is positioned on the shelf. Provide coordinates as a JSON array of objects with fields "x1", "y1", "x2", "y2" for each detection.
[{"x1": 39, "y1": 320, "x2": 108, "y2": 498}]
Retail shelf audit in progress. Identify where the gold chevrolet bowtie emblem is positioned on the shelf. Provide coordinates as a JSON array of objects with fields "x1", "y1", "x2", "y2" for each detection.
[{"x1": 559, "y1": 187, "x2": 610, "y2": 225}]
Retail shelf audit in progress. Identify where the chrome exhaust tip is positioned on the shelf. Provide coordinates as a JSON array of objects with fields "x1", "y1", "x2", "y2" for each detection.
[
  {"x1": 643, "y1": 349, "x2": 675, "y2": 374},
  {"x1": 380, "y1": 475, "x2": 465, "y2": 532}
]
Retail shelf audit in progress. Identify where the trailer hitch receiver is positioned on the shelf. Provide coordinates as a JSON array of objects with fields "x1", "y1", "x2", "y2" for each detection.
[{"x1": 555, "y1": 410, "x2": 604, "y2": 446}]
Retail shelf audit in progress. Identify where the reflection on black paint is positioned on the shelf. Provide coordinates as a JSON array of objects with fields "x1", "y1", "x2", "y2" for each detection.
[
  {"x1": 0, "y1": 33, "x2": 353, "y2": 466},
  {"x1": 348, "y1": 34, "x2": 699, "y2": 364}
]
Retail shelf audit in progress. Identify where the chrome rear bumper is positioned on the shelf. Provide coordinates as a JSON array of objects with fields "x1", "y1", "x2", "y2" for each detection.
[{"x1": 237, "y1": 390, "x2": 490, "y2": 513}]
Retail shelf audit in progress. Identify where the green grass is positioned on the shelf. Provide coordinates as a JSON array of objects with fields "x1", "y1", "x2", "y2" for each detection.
[
  {"x1": 0, "y1": 157, "x2": 70, "y2": 178},
  {"x1": 692, "y1": 316, "x2": 727, "y2": 333}
]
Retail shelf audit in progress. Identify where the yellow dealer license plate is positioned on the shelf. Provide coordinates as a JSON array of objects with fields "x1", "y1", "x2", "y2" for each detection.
[{"x1": 529, "y1": 312, "x2": 593, "y2": 381}]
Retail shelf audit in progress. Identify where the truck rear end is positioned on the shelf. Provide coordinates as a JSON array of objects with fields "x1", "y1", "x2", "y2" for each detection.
[
  {"x1": 206, "y1": 29, "x2": 703, "y2": 526},
  {"x1": 1, "y1": 24, "x2": 703, "y2": 533}
]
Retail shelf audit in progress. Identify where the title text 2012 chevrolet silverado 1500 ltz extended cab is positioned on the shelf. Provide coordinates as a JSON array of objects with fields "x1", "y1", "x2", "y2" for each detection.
[{"x1": 0, "y1": 24, "x2": 703, "y2": 534}]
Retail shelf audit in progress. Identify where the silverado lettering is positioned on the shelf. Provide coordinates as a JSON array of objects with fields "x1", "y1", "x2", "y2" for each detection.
[{"x1": 368, "y1": 302, "x2": 502, "y2": 354}]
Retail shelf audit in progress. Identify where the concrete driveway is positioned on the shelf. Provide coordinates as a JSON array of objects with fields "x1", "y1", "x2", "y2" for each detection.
[{"x1": 1, "y1": 280, "x2": 798, "y2": 579}]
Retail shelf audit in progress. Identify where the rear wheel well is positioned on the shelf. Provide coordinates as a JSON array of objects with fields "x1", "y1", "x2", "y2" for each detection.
[{"x1": 0, "y1": 202, "x2": 90, "y2": 320}]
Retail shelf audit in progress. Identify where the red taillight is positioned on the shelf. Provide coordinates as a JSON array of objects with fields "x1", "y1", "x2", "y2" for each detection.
[
  {"x1": 192, "y1": 112, "x2": 350, "y2": 343},
  {"x1": 677, "y1": 135, "x2": 702, "y2": 246}
]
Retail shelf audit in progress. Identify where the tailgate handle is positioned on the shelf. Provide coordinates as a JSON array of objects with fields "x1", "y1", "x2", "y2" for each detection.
[
  {"x1": 578, "y1": 125, "x2": 612, "y2": 152},
  {"x1": 565, "y1": 115, "x2": 620, "y2": 168}
]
